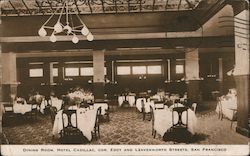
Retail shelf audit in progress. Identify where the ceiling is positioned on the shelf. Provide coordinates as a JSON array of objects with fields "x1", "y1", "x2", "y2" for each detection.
[
  {"x1": 0, "y1": 0, "x2": 238, "y2": 55},
  {"x1": 1, "y1": 0, "x2": 203, "y2": 16}
]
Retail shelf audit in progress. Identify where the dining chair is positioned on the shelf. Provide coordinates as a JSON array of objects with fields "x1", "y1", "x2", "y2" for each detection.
[
  {"x1": 2, "y1": 103, "x2": 16, "y2": 125},
  {"x1": 230, "y1": 109, "x2": 237, "y2": 129},
  {"x1": 26, "y1": 103, "x2": 38, "y2": 120},
  {"x1": 92, "y1": 107, "x2": 101, "y2": 141},
  {"x1": 150, "y1": 106, "x2": 156, "y2": 138},
  {"x1": 191, "y1": 103, "x2": 197, "y2": 113},
  {"x1": 60, "y1": 109, "x2": 87, "y2": 144},
  {"x1": 171, "y1": 106, "x2": 188, "y2": 130},
  {"x1": 154, "y1": 101, "x2": 165, "y2": 110},
  {"x1": 79, "y1": 101, "x2": 90, "y2": 109},
  {"x1": 142, "y1": 100, "x2": 152, "y2": 121},
  {"x1": 50, "y1": 106, "x2": 57, "y2": 124}
]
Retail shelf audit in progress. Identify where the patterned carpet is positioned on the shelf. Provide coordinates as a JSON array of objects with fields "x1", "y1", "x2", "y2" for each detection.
[{"x1": 2, "y1": 105, "x2": 249, "y2": 145}]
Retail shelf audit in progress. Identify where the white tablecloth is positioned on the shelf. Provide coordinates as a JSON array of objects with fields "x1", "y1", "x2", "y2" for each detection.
[
  {"x1": 136, "y1": 98, "x2": 154, "y2": 113},
  {"x1": 40, "y1": 100, "x2": 48, "y2": 114},
  {"x1": 49, "y1": 98, "x2": 63, "y2": 111},
  {"x1": 52, "y1": 108, "x2": 97, "y2": 141},
  {"x1": 13, "y1": 104, "x2": 32, "y2": 114},
  {"x1": 118, "y1": 96, "x2": 135, "y2": 107},
  {"x1": 94, "y1": 103, "x2": 108, "y2": 115},
  {"x1": 153, "y1": 107, "x2": 197, "y2": 137},
  {"x1": 215, "y1": 98, "x2": 237, "y2": 120}
]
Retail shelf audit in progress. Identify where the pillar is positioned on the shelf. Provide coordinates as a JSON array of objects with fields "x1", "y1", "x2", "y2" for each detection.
[
  {"x1": 43, "y1": 62, "x2": 54, "y2": 97},
  {"x1": 56, "y1": 61, "x2": 64, "y2": 95},
  {"x1": 93, "y1": 50, "x2": 105, "y2": 100},
  {"x1": 218, "y1": 58, "x2": 223, "y2": 95},
  {"x1": 2, "y1": 53, "x2": 18, "y2": 102},
  {"x1": 232, "y1": 7, "x2": 249, "y2": 137},
  {"x1": 0, "y1": 39, "x2": 3, "y2": 134},
  {"x1": 185, "y1": 49, "x2": 200, "y2": 103}
]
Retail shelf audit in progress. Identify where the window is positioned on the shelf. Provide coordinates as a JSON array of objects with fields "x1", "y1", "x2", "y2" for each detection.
[
  {"x1": 65, "y1": 67, "x2": 79, "y2": 76},
  {"x1": 80, "y1": 67, "x2": 107, "y2": 76},
  {"x1": 29, "y1": 68, "x2": 43, "y2": 77},
  {"x1": 132, "y1": 66, "x2": 146, "y2": 75},
  {"x1": 117, "y1": 66, "x2": 131, "y2": 75},
  {"x1": 53, "y1": 68, "x2": 58, "y2": 77},
  {"x1": 147, "y1": 65, "x2": 162, "y2": 74},
  {"x1": 176, "y1": 65, "x2": 184, "y2": 74},
  {"x1": 80, "y1": 67, "x2": 93, "y2": 76},
  {"x1": 104, "y1": 67, "x2": 107, "y2": 75}
]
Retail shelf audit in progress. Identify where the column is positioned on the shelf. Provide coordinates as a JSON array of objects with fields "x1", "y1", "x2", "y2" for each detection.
[
  {"x1": 0, "y1": 40, "x2": 3, "y2": 134},
  {"x1": 93, "y1": 50, "x2": 105, "y2": 100},
  {"x1": 185, "y1": 49, "x2": 200, "y2": 103},
  {"x1": 43, "y1": 62, "x2": 54, "y2": 97},
  {"x1": 2, "y1": 53, "x2": 18, "y2": 102},
  {"x1": 218, "y1": 58, "x2": 223, "y2": 95},
  {"x1": 56, "y1": 61, "x2": 64, "y2": 95},
  {"x1": 232, "y1": 8, "x2": 249, "y2": 137},
  {"x1": 43, "y1": 62, "x2": 53, "y2": 85}
]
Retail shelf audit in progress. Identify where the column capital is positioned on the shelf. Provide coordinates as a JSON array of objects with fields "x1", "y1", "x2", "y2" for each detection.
[{"x1": 227, "y1": 0, "x2": 249, "y2": 15}]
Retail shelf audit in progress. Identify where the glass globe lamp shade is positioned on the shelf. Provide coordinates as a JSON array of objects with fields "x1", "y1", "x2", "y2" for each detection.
[
  {"x1": 87, "y1": 33, "x2": 94, "y2": 41},
  {"x1": 50, "y1": 33, "x2": 57, "y2": 43},
  {"x1": 72, "y1": 35, "x2": 79, "y2": 44},
  {"x1": 54, "y1": 22, "x2": 63, "y2": 33},
  {"x1": 81, "y1": 26, "x2": 89, "y2": 36},
  {"x1": 38, "y1": 26, "x2": 47, "y2": 37},
  {"x1": 64, "y1": 25, "x2": 72, "y2": 34}
]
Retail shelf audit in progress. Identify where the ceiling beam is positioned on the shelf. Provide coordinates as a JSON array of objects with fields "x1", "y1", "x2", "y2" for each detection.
[
  {"x1": 8, "y1": 1, "x2": 19, "y2": 16},
  {"x1": 0, "y1": 31, "x2": 204, "y2": 43},
  {"x1": 15, "y1": 47, "x2": 234, "y2": 58},
  {"x1": 21, "y1": 0, "x2": 32, "y2": 15}
]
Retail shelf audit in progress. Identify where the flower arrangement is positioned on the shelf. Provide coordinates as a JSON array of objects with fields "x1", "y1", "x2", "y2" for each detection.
[{"x1": 67, "y1": 88, "x2": 94, "y2": 105}]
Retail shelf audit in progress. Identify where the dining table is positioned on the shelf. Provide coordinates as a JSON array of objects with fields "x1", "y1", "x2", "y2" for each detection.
[
  {"x1": 118, "y1": 95, "x2": 136, "y2": 107},
  {"x1": 216, "y1": 97, "x2": 237, "y2": 120},
  {"x1": 52, "y1": 107, "x2": 98, "y2": 142},
  {"x1": 153, "y1": 104, "x2": 197, "y2": 137},
  {"x1": 136, "y1": 98, "x2": 154, "y2": 113},
  {"x1": 48, "y1": 98, "x2": 63, "y2": 111}
]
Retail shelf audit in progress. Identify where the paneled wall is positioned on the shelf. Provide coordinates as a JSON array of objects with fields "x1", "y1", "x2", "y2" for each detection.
[{"x1": 15, "y1": 52, "x2": 235, "y2": 99}]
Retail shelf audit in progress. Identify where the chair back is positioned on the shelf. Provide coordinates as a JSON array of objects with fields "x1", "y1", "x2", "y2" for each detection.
[
  {"x1": 154, "y1": 101, "x2": 165, "y2": 109},
  {"x1": 80, "y1": 101, "x2": 90, "y2": 109},
  {"x1": 31, "y1": 103, "x2": 38, "y2": 110},
  {"x1": 50, "y1": 106, "x2": 57, "y2": 124},
  {"x1": 141, "y1": 99, "x2": 145, "y2": 112},
  {"x1": 62, "y1": 109, "x2": 78, "y2": 129},
  {"x1": 172, "y1": 106, "x2": 188, "y2": 129},
  {"x1": 3, "y1": 103, "x2": 14, "y2": 113},
  {"x1": 60, "y1": 109, "x2": 88, "y2": 144},
  {"x1": 191, "y1": 103, "x2": 197, "y2": 113},
  {"x1": 96, "y1": 107, "x2": 102, "y2": 124}
]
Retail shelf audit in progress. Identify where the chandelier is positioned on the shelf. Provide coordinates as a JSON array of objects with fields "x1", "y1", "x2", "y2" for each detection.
[{"x1": 38, "y1": 0, "x2": 93, "y2": 44}]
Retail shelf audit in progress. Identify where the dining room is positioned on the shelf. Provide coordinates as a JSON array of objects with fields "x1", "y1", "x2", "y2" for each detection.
[{"x1": 0, "y1": 0, "x2": 249, "y2": 147}]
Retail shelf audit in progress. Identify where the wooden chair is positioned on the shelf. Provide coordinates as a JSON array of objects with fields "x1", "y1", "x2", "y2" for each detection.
[
  {"x1": 154, "y1": 101, "x2": 165, "y2": 110},
  {"x1": 142, "y1": 99, "x2": 152, "y2": 121},
  {"x1": 171, "y1": 106, "x2": 188, "y2": 130},
  {"x1": 79, "y1": 101, "x2": 90, "y2": 109},
  {"x1": 3, "y1": 103, "x2": 16, "y2": 125},
  {"x1": 50, "y1": 106, "x2": 57, "y2": 124},
  {"x1": 95, "y1": 100, "x2": 110, "y2": 122},
  {"x1": 150, "y1": 106, "x2": 156, "y2": 138},
  {"x1": 60, "y1": 109, "x2": 87, "y2": 144},
  {"x1": 230, "y1": 109, "x2": 237, "y2": 129},
  {"x1": 92, "y1": 107, "x2": 101, "y2": 141},
  {"x1": 191, "y1": 103, "x2": 197, "y2": 113},
  {"x1": 26, "y1": 103, "x2": 38, "y2": 120}
]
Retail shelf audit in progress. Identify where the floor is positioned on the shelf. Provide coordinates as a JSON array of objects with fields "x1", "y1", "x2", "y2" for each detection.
[{"x1": 1, "y1": 101, "x2": 249, "y2": 145}]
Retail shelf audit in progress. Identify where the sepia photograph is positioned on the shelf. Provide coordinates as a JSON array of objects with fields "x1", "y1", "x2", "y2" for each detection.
[{"x1": 0, "y1": 0, "x2": 249, "y2": 155}]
